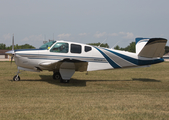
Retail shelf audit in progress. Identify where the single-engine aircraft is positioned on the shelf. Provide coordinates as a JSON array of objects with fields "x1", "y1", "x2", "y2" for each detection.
[{"x1": 6, "y1": 35, "x2": 167, "y2": 83}]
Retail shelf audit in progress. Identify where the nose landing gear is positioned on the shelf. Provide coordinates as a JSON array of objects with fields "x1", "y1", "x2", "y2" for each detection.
[
  {"x1": 13, "y1": 75, "x2": 20, "y2": 81},
  {"x1": 13, "y1": 70, "x2": 20, "y2": 81}
]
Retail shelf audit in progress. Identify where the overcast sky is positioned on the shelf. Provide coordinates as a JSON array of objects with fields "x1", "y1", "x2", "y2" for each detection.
[{"x1": 0, "y1": 0, "x2": 169, "y2": 48}]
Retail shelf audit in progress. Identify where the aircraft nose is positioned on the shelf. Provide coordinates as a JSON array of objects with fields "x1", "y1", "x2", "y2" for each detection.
[{"x1": 5, "y1": 50, "x2": 15, "y2": 56}]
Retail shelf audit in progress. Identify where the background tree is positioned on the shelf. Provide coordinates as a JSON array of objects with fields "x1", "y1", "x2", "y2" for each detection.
[
  {"x1": 88, "y1": 42, "x2": 109, "y2": 48},
  {"x1": 124, "y1": 42, "x2": 136, "y2": 53},
  {"x1": 0, "y1": 43, "x2": 35, "y2": 49},
  {"x1": 0, "y1": 43, "x2": 6, "y2": 49},
  {"x1": 114, "y1": 42, "x2": 136, "y2": 53},
  {"x1": 164, "y1": 46, "x2": 169, "y2": 54},
  {"x1": 114, "y1": 45, "x2": 120, "y2": 50}
]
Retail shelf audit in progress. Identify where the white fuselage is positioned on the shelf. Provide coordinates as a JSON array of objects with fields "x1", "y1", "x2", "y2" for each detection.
[{"x1": 13, "y1": 40, "x2": 163, "y2": 72}]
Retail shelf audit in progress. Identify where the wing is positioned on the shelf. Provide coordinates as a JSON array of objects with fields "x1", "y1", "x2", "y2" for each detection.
[{"x1": 39, "y1": 58, "x2": 88, "y2": 72}]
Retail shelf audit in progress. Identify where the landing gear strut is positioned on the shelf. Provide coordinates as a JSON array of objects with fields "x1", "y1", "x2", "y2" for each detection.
[
  {"x1": 53, "y1": 72, "x2": 69, "y2": 83},
  {"x1": 13, "y1": 70, "x2": 20, "y2": 81}
]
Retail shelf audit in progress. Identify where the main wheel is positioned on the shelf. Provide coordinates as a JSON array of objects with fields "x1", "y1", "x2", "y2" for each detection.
[
  {"x1": 53, "y1": 72, "x2": 61, "y2": 80},
  {"x1": 13, "y1": 75, "x2": 20, "y2": 81}
]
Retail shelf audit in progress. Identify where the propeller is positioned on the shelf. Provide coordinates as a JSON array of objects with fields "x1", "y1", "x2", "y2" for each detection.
[
  {"x1": 5, "y1": 34, "x2": 15, "y2": 64},
  {"x1": 12, "y1": 34, "x2": 14, "y2": 51},
  {"x1": 11, "y1": 55, "x2": 14, "y2": 64},
  {"x1": 11, "y1": 34, "x2": 14, "y2": 64}
]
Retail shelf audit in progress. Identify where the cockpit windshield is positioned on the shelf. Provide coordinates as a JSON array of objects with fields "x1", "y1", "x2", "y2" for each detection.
[
  {"x1": 50, "y1": 42, "x2": 69, "y2": 53},
  {"x1": 39, "y1": 41, "x2": 56, "y2": 50}
]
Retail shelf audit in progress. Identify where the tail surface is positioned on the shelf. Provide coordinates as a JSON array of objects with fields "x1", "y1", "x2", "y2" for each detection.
[{"x1": 136, "y1": 38, "x2": 167, "y2": 58}]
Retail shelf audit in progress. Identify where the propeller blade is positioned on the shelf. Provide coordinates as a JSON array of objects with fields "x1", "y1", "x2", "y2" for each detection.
[
  {"x1": 12, "y1": 34, "x2": 14, "y2": 51},
  {"x1": 11, "y1": 56, "x2": 13, "y2": 64},
  {"x1": 5, "y1": 34, "x2": 15, "y2": 65},
  {"x1": 6, "y1": 34, "x2": 15, "y2": 56}
]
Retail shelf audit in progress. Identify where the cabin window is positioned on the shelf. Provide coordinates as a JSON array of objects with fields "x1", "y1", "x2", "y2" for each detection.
[
  {"x1": 71, "y1": 44, "x2": 81, "y2": 53},
  {"x1": 39, "y1": 41, "x2": 56, "y2": 50},
  {"x1": 85, "y1": 46, "x2": 92, "y2": 52},
  {"x1": 50, "y1": 42, "x2": 69, "y2": 53}
]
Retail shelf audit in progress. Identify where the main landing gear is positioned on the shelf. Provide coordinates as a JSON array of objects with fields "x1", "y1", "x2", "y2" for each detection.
[
  {"x1": 12, "y1": 70, "x2": 70, "y2": 83},
  {"x1": 13, "y1": 70, "x2": 20, "y2": 81},
  {"x1": 53, "y1": 72, "x2": 70, "y2": 83}
]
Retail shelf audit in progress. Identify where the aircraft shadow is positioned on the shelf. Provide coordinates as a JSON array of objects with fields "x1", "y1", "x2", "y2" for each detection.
[
  {"x1": 39, "y1": 75, "x2": 88, "y2": 87},
  {"x1": 38, "y1": 75, "x2": 161, "y2": 86},
  {"x1": 132, "y1": 78, "x2": 161, "y2": 82},
  {"x1": 9, "y1": 76, "x2": 87, "y2": 87},
  {"x1": 10, "y1": 75, "x2": 161, "y2": 87},
  {"x1": 38, "y1": 75, "x2": 135, "y2": 87}
]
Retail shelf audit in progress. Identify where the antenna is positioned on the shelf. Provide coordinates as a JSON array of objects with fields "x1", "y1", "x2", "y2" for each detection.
[
  {"x1": 43, "y1": 35, "x2": 47, "y2": 44},
  {"x1": 53, "y1": 33, "x2": 54, "y2": 40},
  {"x1": 44, "y1": 35, "x2": 46, "y2": 41},
  {"x1": 98, "y1": 38, "x2": 107, "y2": 47},
  {"x1": 111, "y1": 40, "x2": 121, "y2": 49}
]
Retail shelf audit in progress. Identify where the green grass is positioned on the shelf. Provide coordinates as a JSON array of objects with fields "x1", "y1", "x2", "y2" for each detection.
[{"x1": 0, "y1": 62, "x2": 169, "y2": 120}]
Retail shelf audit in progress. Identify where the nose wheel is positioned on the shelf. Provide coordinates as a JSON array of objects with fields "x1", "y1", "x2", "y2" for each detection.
[
  {"x1": 13, "y1": 69, "x2": 21, "y2": 81},
  {"x1": 13, "y1": 75, "x2": 20, "y2": 81}
]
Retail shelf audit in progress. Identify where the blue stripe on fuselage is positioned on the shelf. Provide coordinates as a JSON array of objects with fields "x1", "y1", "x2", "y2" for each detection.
[
  {"x1": 104, "y1": 48, "x2": 164, "y2": 65},
  {"x1": 95, "y1": 47, "x2": 121, "y2": 68}
]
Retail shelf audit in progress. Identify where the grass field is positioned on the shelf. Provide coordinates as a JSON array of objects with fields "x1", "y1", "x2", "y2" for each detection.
[{"x1": 0, "y1": 61, "x2": 169, "y2": 120}]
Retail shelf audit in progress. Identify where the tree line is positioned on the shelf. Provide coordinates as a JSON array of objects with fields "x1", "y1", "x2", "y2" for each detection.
[
  {"x1": 0, "y1": 43, "x2": 35, "y2": 50},
  {"x1": 88, "y1": 42, "x2": 109, "y2": 48},
  {"x1": 0, "y1": 42, "x2": 169, "y2": 54},
  {"x1": 114, "y1": 42, "x2": 169, "y2": 54},
  {"x1": 89, "y1": 42, "x2": 169, "y2": 54},
  {"x1": 114, "y1": 42, "x2": 136, "y2": 53},
  {"x1": 88, "y1": 42, "x2": 136, "y2": 52}
]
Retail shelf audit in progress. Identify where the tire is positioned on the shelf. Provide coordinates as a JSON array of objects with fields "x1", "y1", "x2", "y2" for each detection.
[
  {"x1": 13, "y1": 75, "x2": 20, "y2": 81},
  {"x1": 53, "y1": 72, "x2": 61, "y2": 80}
]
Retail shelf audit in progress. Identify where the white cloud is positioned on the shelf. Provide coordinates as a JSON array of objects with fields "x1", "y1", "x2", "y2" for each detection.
[
  {"x1": 109, "y1": 32, "x2": 135, "y2": 39},
  {"x1": 93, "y1": 32, "x2": 134, "y2": 39},
  {"x1": 79, "y1": 33, "x2": 87, "y2": 36},
  {"x1": 3, "y1": 33, "x2": 11, "y2": 40},
  {"x1": 119, "y1": 32, "x2": 126, "y2": 35},
  {"x1": 22, "y1": 34, "x2": 43, "y2": 42},
  {"x1": 57, "y1": 33, "x2": 71, "y2": 39},
  {"x1": 94, "y1": 32, "x2": 107, "y2": 38},
  {"x1": 22, "y1": 37, "x2": 29, "y2": 41},
  {"x1": 109, "y1": 33, "x2": 118, "y2": 36},
  {"x1": 124, "y1": 32, "x2": 134, "y2": 39}
]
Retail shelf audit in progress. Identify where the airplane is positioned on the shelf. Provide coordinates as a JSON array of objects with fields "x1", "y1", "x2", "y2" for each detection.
[{"x1": 6, "y1": 35, "x2": 167, "y2": 83}]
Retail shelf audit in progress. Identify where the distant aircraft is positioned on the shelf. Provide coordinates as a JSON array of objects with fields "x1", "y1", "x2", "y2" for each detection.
[{"x1": 6, "y1": 35, "x2": 167, "y2": 83}]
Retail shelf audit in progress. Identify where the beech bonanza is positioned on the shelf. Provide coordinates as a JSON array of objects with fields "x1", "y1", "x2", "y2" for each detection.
[{"x1": 6, "y1": 36, "x2": 167, "y2": 83}]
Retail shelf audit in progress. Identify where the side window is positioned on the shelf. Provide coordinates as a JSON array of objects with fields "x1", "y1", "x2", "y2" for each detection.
[
  {"x1": 50, "y1": 43, "x2": 68, "y2": 53},
  {"x1": 71, "y1": 44, "x2": 81, "y2": 53},
  {"x1": 85, "y1": 46, "x2": 92, "y2": 52}
]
